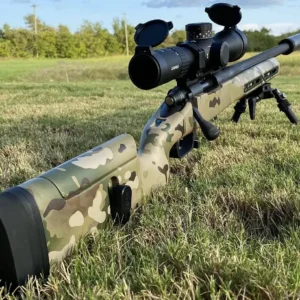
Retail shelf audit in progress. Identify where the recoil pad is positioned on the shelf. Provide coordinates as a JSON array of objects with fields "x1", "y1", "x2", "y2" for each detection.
[{"x1": 0, "y1": 187, "x2": 49, "y2": 290}]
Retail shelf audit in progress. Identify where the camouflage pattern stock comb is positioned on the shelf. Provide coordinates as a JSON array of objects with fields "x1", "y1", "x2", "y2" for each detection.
[{"x1": 1, "y1": 2, "x2": 300, "y2": 291}]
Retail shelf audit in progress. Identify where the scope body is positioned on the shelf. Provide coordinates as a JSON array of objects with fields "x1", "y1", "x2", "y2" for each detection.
[{"x1": 129, "y1": 24, "x2": 248, "y2": 90}]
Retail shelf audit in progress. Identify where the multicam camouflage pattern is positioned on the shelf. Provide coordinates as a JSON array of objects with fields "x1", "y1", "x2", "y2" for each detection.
[
  {"x1": 20, "y1": 134, "x2": 142, "y2": 262},
  {"x1": 138, "y1": 101, "x2": 195, "y2": 196},
  {"x1": 15, "y1": 58, "x2": 279, "y2": 264},
  {"x1": 195, "y1": 58, "x2": 280, "y2": 121}
]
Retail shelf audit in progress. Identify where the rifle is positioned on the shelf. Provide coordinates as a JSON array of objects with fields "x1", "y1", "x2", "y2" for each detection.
[{"x1": 1, "y1": 2, "x2": 299, "y2": 291}]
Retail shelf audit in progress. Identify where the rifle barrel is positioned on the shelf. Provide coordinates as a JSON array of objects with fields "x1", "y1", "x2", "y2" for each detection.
[{"x1": 214, "y1": 34, "x2": 300, "y2": 85}]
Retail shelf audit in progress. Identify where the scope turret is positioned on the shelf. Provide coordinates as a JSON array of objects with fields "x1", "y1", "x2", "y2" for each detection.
[{"x1": 186, "y1": 23, "x2": 213, "y2": 40}]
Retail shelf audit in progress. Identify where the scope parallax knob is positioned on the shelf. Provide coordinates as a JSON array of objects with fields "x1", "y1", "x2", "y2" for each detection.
[
  {"x1": 186, "y1": 22, "x2": 213, "y2": 41},
  {"x1": 209, "y1": 41, "x2": 230, "y2": 68}
]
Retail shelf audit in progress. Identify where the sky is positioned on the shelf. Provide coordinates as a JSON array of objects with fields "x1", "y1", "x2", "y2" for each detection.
[{"x1": 1, "y1": 0, "x2": 300, "y2": 36}]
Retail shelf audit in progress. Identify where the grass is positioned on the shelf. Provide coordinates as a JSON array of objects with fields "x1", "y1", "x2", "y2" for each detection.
[
  {"x1": 1, "y1": 52, "x2": 300, "y2": 83},
  {"x1": 0, "y1": 56, "x2": 130, "y2": 82},
  {"x1": 0, "y1": 56, "x2": 128, "y2": 82},
  {"x1": 0, "y1": 53, "x2": 300, "y2": 299}
]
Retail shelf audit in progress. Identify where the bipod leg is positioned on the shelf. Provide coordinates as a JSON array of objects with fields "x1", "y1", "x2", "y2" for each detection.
[
  {"x1": 231, "y1": 97, "x2": 247, "y2": 123},
  {"x1": 271, "y1": 88, "x2": 299, "y2": 124},
  {"x1": 246, "y1": 83, "x2": 273, "y2": 121},
  {"x1": 248, "y1": 96, "x2": 261, "y2": 120},
  {"x1": 247, "y1": 83, "x2": 298, "y2": 124}
]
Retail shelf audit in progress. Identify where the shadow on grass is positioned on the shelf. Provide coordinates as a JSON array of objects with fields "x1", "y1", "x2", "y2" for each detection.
[
  {"x1": 1, "y1": 106, "x2": 300, "y2": 299},
  {"x1": 0, "y1": 105, "x2": 155, "y2": 190},
  {"x1": 215, "y1": 192, "x2": 300, "y2": 240},
  {"x1": 3, "y1": 108, "x2": 299, "y2": 239}
]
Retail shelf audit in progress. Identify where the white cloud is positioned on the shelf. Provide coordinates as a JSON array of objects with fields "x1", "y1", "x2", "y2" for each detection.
[
  {"x1": 11, "y1": 0, "x2": 31, "y2": 3},
  {"x1": 11, "y1": 0, "x2": 61, "y2": 2},
  {"x1": 143, "y1": 0, "x2": 284, "y2": 8},
  {"x1": 233, "y1": 23, "x2": 300, "y2": 36}
]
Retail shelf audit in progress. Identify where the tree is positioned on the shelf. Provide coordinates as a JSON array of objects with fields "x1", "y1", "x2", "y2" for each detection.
[
  {"x1": 104, "y1": 34, "x2": 120, "y2": 55},
  {"x1": 73, "y1": 33, "x2": 87, "y2": 58},
  {"x1": 112, "y1": 18, "x2": 135, "y2": 54},
  {"x1": 56, "y1": 25, "x2": 77, "y2": 58},
  {"x1": 0, "y1": 29, "x2": 5, "y2": 39},
  {"x1": 244, "y1": 28, "x2": 277, "y2": 52},
  {"x1": 1, "y1": 13, "x2": 298, "y2": 58},
  {"x1": 2, "y1": 24, "x2": 34, "y2": 57},
  {"x1": 275, "y1": 29, "x2": 300, "y2": 44},
  {"x1": 172, "y1": 30, "x2": 186, "y2": 44},
  {"x1": 0, "y1": 40, "x2": 11, "y2": 57},
  {"x1": 77, "y1": 21, "x2": 109, "y2": 57},
  {"x1": 37, "y1": 27, "x2": 57, "y2": 58},
  {"x1": 24, "y1": 14, "x2": 48, "y2": 33}
]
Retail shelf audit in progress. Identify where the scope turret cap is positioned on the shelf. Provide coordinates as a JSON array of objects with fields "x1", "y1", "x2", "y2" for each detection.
[
  {"x1": 134, "y1": 19, "x2": 173, "y2": 47},
  {"x1": 205, "y1": 3, "x2": 242, "y2": 28},
  {"x1": 186, "y1": 23, "x2": 213, "y2": 40}
]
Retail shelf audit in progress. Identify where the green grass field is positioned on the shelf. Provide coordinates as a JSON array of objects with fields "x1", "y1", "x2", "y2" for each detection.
[{"x1": 0, "y1": 53, "x2": 300, "y2": 299}]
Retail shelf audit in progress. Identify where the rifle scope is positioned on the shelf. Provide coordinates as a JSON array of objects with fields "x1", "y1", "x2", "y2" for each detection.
[{"x1": 129, "y1": 4, "x2": 249, "y2": 90}]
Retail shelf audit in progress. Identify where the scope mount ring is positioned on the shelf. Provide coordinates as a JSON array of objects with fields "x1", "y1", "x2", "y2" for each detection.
[{"x1": 205, "y1": 3, "x2": 242, "y2": 28}]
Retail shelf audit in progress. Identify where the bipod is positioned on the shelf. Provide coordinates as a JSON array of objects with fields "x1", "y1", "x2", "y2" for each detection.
[{"x1": 231, "y1": 83, "x2": 299, "y2": 125}]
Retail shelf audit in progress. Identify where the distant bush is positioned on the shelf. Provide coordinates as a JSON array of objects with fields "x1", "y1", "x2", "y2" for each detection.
[{"x1": 1, "y1": 14, "x2": 299, "y2": 59}]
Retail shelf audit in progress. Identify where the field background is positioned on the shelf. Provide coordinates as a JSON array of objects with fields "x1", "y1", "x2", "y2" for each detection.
[{"x1": 0, "y1": 53, "x2": 300, "y2": 299}]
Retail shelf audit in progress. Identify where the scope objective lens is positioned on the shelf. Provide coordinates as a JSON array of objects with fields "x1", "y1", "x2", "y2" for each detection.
[{"x1": 128, "y1": 46, "x2": 194, "y2": 90}]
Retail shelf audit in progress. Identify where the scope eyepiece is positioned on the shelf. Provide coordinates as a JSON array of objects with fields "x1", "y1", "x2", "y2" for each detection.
[
  {"x1": 128, "y1": 50, "x2": 161, "y2": 90},
  {"x1": 129, "y1": 45, "x2": 195, "y2": 90}
]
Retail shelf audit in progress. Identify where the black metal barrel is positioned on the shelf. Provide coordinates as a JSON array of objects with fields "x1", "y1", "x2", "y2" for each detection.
[{"x1": 213, "y1": 34, "x2": 300, "y2": 85}]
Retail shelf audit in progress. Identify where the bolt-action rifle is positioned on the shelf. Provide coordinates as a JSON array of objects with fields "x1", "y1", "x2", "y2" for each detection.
[{"x1": 1, "y1": 3, "x2": 300, "y2": 291}]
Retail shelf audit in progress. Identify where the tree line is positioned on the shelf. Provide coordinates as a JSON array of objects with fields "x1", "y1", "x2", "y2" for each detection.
[{"x1": 0, "y1": 14, "x2": 299, "y2": 58}]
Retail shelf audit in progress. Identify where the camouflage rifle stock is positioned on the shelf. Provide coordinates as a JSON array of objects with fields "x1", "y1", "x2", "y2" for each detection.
[{"x1": 1, "y1": 2, "x2": 300, "y2": 291}]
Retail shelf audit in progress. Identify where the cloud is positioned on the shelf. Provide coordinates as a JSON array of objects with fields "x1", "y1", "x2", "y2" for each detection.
[
  {"x1": 143, "y1": 0, "x2": 284, "y2": 8},
  {"x1": 11, "y1": 0, "x2": 61, "y2": 3},
  {"x1": 11, "y1": 0, "x2": 31, "y2": 3},
  {"x1": 240, "y1": 23, "x2": 300, "y2": 36},
  {"x1": 212, "y1": 22, "x2": 300, "y2": 36}
]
